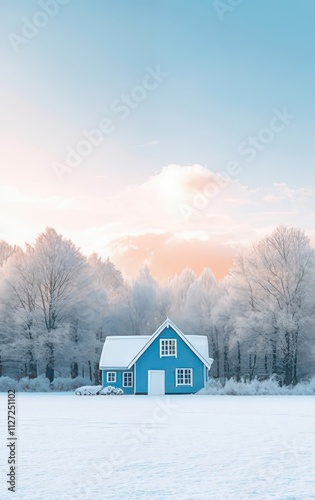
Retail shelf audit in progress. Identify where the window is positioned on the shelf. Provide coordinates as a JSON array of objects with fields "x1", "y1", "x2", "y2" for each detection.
[
  {"x1": 123, "y1": 372, "x2": 133, "y2": 387},
  {"x1": 160, "y1": 339, "x2": 177, "y2": 357},
  {"x1": 106, "y1": 372, "x2": 116, "y2": 383},
  {"x1": 176, "y1": 368, "x2": 193, "y2": 386}
]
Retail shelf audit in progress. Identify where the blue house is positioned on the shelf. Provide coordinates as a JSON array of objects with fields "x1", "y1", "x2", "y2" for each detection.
[{"x1": 99, "y1": 318, "x2": 213, "y2": 395}]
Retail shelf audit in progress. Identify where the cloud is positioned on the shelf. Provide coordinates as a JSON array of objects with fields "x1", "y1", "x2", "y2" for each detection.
[
  {"x1": 134, "y1": 140, "x2": 160, "y2": 148},
  {"x1": 109, "y1": 232, "x2": 235, "y2": 281},
  {"x1": 264, "y1": 183, "x2": 315, "y2": 203},
  {"x1": 1, "y1": 163, "x2": 315, "y2": 280}
]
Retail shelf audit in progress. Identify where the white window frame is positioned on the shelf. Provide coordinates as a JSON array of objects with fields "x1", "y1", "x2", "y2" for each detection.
[
  {"x1": 160, "y1": 339, "x2": 177, "y2": 358},
  {"x1": 123, "y1": 372, "x2": 133, "y2": 387},
  {"x1": 176, "y1": 368, "x2": 193, "y2": 387},
  {"x1": 106, "y1": 372, "x2": 116, "y2": 383}
]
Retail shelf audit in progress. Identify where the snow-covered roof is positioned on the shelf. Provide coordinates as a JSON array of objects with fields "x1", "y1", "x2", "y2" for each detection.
[
  {"x1": 99, "y1": 319, "x2": 213, "y2": 369},
  {"x1": 186, "y1": 335, "x2": 211, "y2": 363},
  {"x1": 99, "y1": 336, "x2": 150, "y2": 369}
]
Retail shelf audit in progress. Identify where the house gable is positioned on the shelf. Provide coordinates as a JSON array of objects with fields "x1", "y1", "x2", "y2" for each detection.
[
  {"x1": 134, "y1": 322, "x2": 208, "y2": 394},
  {"x1": 127, "y1": 318, "x2": 212, "y2": 370}
]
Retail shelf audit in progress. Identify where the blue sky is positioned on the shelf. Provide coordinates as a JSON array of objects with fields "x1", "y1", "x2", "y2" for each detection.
[{"x1": 1, "y1": 0, "x2": 315, "y2": 278}]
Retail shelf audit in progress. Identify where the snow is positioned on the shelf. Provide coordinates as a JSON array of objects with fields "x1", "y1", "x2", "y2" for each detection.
[
  {"x1": 74, "y1": 385, "x2": 123, "y2": 395},
  {"x1": 74, "y1": 385, "x2": 103, "y2": 395},
  {"x1": 185, "y1": 335, "x2": 212, "y2": 364},
  {"x1": 99, "y1": 336, "x2": 150, "y2": 369},
  {"x1": 1, "y1": 394, "x2": 314, "y2": 499}
]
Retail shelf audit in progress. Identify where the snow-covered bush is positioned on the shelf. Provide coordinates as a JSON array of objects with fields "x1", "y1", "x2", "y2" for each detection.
[
  {"x1": 0, "y1": 375, "x2": 98, "y2": 392},
  {"x1": 200, "y1": 376, "x2": 315, "y2": 396},
  {"x1": 18, "y1": 375, "x2": 51, "y2": 392},
  {"x1": 0, "y1": 376, "x2": 18, "y2": 392},
  {"x1": 50, "y1": 377, "x2": 92, "y2": 392},
  {"x1": 99, "y1": 385, "x2": 123, "y2": 395},
  {"x1": 75, "y1": 385, "x2": 102, "y2": 395},
  {"x1": 75, "y1": 385, "x2": 124, "y2": 395}
]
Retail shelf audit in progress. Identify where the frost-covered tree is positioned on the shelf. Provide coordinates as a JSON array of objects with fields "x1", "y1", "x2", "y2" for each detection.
[
  {"x1": 0, "y1": 246, "x2": 39, "y2": 378},
  {"x1": 184, "y1": 269, "x2": 220, "y2": 360},
  {"x1": 31, "y1": 228, "x2": 91, "y2": 381},
  {"x1": 168, "y1": 268, "x2": 196, "y2": 321},
  {"x1": 0, "y1": 240, "x2": 16, "y2": 267},
  {"x1": 228, "y1": 225, "x2": 315, "y2": 384},
  {"x1": 88, "y1": 253, "x2": 126, "y2": 303},
  {"x1": 127, "y1": 266, "x2": 161, "y2": 335}
]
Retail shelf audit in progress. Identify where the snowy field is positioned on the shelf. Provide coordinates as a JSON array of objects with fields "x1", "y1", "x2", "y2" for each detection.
[{"x1": 0, "y1": 394, "x2": 314, "y2": 500}]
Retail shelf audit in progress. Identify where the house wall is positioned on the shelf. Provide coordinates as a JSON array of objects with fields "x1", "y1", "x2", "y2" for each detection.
[
  {"x1": 101, "y1": 369, "x2": 134, "y2": 395},
  {"x1": 135, "y1": 326, "x2": 206, "y2": 394}
]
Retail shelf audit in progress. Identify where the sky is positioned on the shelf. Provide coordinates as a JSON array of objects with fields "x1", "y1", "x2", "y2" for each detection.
[{"x1": 1, "y1": 0, "x2": 315, "y2": 280}]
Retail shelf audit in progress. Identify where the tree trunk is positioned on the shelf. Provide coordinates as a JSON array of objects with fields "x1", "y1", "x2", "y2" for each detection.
[
  {"x1": 236, "y1": 341, "x2": 241, "y2": 382},
  {"x1": 223, "y1": 340, "x2": 230, "y2": 380},
  {"x1": 264, "y1": 355, "x2": 268, "y2": 375},
  {"x1": 29, "y1": 361, "x2": 37, "y2": 379},
  {"x1": 45, "y1": 342, "x2": 54, "y2": 383},
  {"x1": 211, "y1": 329, "x2": 220, "y2": 378},
  {"x1": 0, "y1": 355, "x2": 2, "y2": 377},
  {"x1": 284, "y1": 360, "x2": 293, "y2": 385},
  {"x1": 271, "y1": 341, "x2": 277, "y2": 374},
  {"x1": 215, "y1": 328, "x2": 220, "y2": 378},
  {"x1": 70, "y1": 361, "x2": 78, "y2": 379},
  {"x1": 94, "y1": 363, "x2": 101, "y2": 385},
  {"x1": 293, "y1": 330, "x2": 299, "y2": 385},
  {"x1": 88, "y1": 360, "x2": 92, "y2": 381},
  {"x1": 283, "y1": 331, "x2": 293, "y2": 385},
  {"x1": 28, "y1": 349, "x2": 37, "y2": 378},
  {"x1": 249, "y1": 352, "x2": 256, "y2": 380},
  {"x1": 46, "y1": 365, "x2": 54, "y2": 383},
  {"x1": 293, "y1": 346, "x2": 298, "y2": 385}
]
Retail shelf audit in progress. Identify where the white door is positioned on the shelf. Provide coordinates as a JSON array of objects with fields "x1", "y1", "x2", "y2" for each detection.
[{"x1": 148, "y1": 370, "x2": 165, "y2": 395}]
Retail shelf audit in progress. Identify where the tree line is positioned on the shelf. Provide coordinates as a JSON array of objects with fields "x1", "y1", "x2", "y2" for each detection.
[{"x1": 0, "y1": 225, "x2": 314, "y2": 385}]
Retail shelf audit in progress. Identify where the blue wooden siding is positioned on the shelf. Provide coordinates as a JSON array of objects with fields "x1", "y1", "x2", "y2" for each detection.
[
  {"x1": 102, "y1": 369, "x2": 134, "y2": 395},
  {"x1": 135, "y1": 326, "x2": 206, "y2": 394}
]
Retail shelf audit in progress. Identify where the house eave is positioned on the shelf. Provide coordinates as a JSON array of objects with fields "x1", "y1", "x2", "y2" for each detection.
[{"x1": 99, "y1": 365, "x2": 129, "y2": 371}]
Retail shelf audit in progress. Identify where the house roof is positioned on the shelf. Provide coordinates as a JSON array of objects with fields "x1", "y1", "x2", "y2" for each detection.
[
  {"x1": 99, "y1": 335, "x2": 150, "y2": 369},
  {"x1": 99, "y1": 318, "x2": 213, "y2": 370}
]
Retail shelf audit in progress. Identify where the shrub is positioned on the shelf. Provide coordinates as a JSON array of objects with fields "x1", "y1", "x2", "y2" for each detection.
[
  {"x1": 0, "y1": 376, "x2": 18, "y2": 392},
  {"x1": 75, "y1": 385, "x2": 124, "y2": 395},
  {"x1": 202, "y1": 376, "x2": 315, "y2": 396},
  {"x1": 75, "y1": 385, "x2": 102, "y2": 395},
  {"x1": 50, "y1": 377, "x2": 92, "y2": 392},
  {"x1": 18, "y1": 375, "x2": 50, "y2": 392}
]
